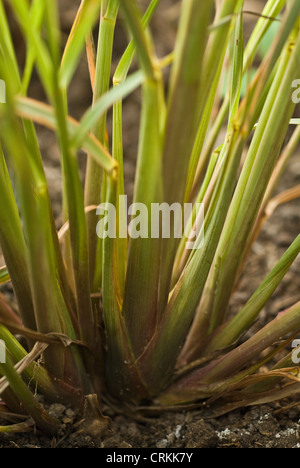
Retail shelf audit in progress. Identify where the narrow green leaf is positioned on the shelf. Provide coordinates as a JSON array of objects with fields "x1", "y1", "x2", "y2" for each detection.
[
  {"x1": 0, "y1": 267, "x2": 10, "y2": 286},
  {"x1": 14, "y1": 96, "x2": 117, "y2": 175},
  {"x1": 0, "y1": 325, "x2": 82, "y2": 405},
  {"x1": 8, "y1": 0, "x2": 54, "y2": 99},
  {"x1": 121, "y1": 78, "x2": 163, "y2": 356},
  {"x1": 203, "y1": 301, "x2": 300, "y2": 387},
  {"x1": 0, "y1": 0, "x2": 21, "y2": 91},
  {"x1": 137, "y1": 131, "x2": 245, "y2": 395},
  {"x1": 228, "y1": 12, "x2": 244, "y2": 127},
  {"x1": 60, "y1": 0, "x2": 101, "y2": 88},
  {"x1": 157, "y1": 0, "x2": 214, "y2": 320},
  {"x1": 204, "y1": 13, "x2": 300, "y2": 333},
  {"x1": 84, "y1": 0, "x2": 119, "y2": 289},
  {"x1": 111, "y1": 0, "x2": 161, "y2": 298},
  {"x1": 114, "y1": 0, "x2": 161, "y2": 84},
  {"x1": 101, "y1": 176, "x2": 149, "y2": 401},
  {"x1": 0, "y1": 147, "x2": 36, "y2": 331},
  {"x1": 179, "y1": 5, "x2": 300, "y2": 365},
  {"x1": 189, "y1": 0, "x2": 287, "y2": 201},
  {"x1": 0, "y1": 356, "x2": 59, "y2": 435},
  {"x1": 71, "y1": 70, "x2": 144, "y2": 150},
  {"x1": 205, "y1": 234, "x2": 300, "y2": 354},
  {"x1": 119, "y1": 0, "x2": 156, "y2": 81},
  {"x1": 21, "y1": 0, "x2": 46, "y2": 94},
  {"x1": 0, "y1": 103, "x2": 82, "y2": 381},
  {"x1": 243, "y1": 0, "x2": 285, "y2": 69}
]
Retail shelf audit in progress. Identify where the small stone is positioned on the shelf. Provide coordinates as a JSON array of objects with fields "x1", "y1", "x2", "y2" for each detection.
[
  {"x1": 156, "y1": 438, "x2": 168, "y2": 448},
  {"x1": 65, "y1": 408, "x2": 75, "y2": 418},
  {"x1": 48, "y1": 403, "x2": 66, "y2": 419},
  {"x1": 119, "y1": 441, "x2": 133, "y2": 448}
]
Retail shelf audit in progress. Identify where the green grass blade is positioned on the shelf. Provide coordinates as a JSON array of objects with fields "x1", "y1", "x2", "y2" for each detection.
[
  {"x1": 0, "y1": 267, "x2": 10, "y2": 286},
  {"x1": 137, "y1": 132, "x2": 245, "y2": 395},
  {"x1": 183, "y1": 50, "x2": 225, "y2": 206},
  {"x1": 0, "y1": 325, "x2": 82, "y2": 405},
  {"x1": 71, "y1": 70, "x2": 144, "y2": 150},
  {"x1": 8, "y1": 0, "x2": 55, "y2": 99},
  {"x1": 76, "y1": 71, "x2": 144, "y2": 296},
  {"x1": 0, "y1": 78, "x2": 85, "y2": 384},
  {"x1": 121, "y1": 78, "x2": 164, "y2": 356},
  {"x1": 60, "y1": 0, "x2": 101, "y2": 89},
  {"x1": 110, "y1": 0, "x2": 161, "y2": 301},
  {"x1": 101, "y1": 176, "x2": 149, "y2": 401},
  {"x1": 228, "y1": 12, "x2": 244, "y2": 127},
  {"x1": 111, "y1": 101, "x2": 127, "y2": 297},
  {"x1": 203, "y1": 13, "x2": 300, "y2": 333},
  {"x1": 119, "y1": 0, "x2": 156, "y2": 81},
  {"x1": 0, "y1": 1, "x2": 21, "y2": 92},
  {"x1": 14, "y1": 96, "x2": 117, "y2": 174},
  {"x1": 243, "y1": 0, "x2": 286, "y2": 70},
  {"x1": 84, "y1": 0, "x2": 119, "y2": 289},
  {"x1": 158, "y1": 1, "x2": 245, "y2": 321},
  {"x1": 178, "y1": 3, "x2": 300, "y2": 365},
  {"x1": 21, "y1": 0, "x2": 46, "y2": 94},
  {"x1": 204, "y1": 301, "x2": 300, "y2": 388},
  {"x1": 114, "y1": 0, "x2": 161, "y2": 84},
  {"x1": 50, "y1": 79, "x2": 96, "y2": 366},
  {"x1": 189, "y1": 0, "x2": 287, "y2": 202},
  {"x1": 117, "y1": 0, "x2": 165, "y2": 355},
  {"x1": 136, "y1": 5, "x2": 297, "y2": 380},
  {"x1": 0, "y1": 356, "x2": 59, "y2": 435},
  {"x1": 0, "y1": 147, "x2": 36, "y2": 331},
  {"x1": 203, "y1": 235, "x2": 300, "y2": 355},
  {"x1": 157, "y1": 0, "x2": 214, "y2": 319}
]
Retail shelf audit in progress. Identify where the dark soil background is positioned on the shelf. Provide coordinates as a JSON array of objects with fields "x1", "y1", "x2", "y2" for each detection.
[{"x1": 1, "y1": 0, "x2": 300, "y2": 448}]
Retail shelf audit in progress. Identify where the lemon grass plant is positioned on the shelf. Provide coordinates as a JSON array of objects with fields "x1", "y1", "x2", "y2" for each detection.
[{"x1": 0, "y1": 0, "x2": 300, "y2": 435}]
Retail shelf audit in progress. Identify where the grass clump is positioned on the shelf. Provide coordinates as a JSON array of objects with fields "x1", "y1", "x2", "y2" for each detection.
[{"x1": 0, "y1": 0, "x2": 299, "y2": 435}]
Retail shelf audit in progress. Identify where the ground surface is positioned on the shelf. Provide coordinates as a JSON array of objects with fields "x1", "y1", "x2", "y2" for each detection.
[
  {"x1": 1, "y1": 400, "x2": 300, "y2": 448},
  {"x1": 1, "y1": 0, "x2": 300, "y2": 449}
]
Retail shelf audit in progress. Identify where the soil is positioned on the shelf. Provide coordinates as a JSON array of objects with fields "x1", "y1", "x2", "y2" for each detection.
[
  {"x1": 1, "y1": 400, "x2": 300, "y2": 448},
  {"x1": 1, "y1": 0, "x2": 300, "y2": 449}
]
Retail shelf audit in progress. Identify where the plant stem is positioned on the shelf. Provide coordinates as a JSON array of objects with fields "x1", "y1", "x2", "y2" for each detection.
[
  {"x1": 0, "y1": 357, "x2": 59, "y2": 435},
  {"x1": 84, "y1": 0, "x2": 119, "y2": 289}
]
